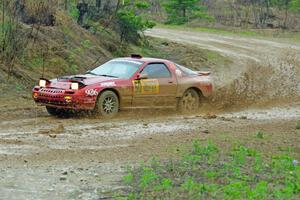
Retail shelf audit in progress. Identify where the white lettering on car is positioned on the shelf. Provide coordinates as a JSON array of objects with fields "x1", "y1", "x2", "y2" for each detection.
[
  {"x1": 85, "y1": 89, "x2": 99, "y2": 96},
  {"x1": 101, "y1": 82, "x2": 116, "y2": 87}
]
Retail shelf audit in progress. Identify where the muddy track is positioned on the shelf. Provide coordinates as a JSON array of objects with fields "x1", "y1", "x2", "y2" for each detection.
[
  {"x1": 1, "y1": 28, "x2": 300, "y2": 200},
  {"x1": 1, "y1": 107, "x2": 300, "y2": 199}
]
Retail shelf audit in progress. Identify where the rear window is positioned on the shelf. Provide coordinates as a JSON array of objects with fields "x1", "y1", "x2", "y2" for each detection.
[{"x1": 175, "y1": 63, "x2": 197, "y2": 76}]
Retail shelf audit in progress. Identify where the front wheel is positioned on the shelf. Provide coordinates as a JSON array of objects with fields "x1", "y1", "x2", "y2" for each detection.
[
  {"x1": 95, "y1": 91, "x2": 119, "y2": 117},
  {"x1": 178, "y1": 89, "x2": 200, "y2": 113},
  {"x1": 46, "y1": 106, "x2": 75, "y2": 118},
  {"x1": 46, "y1": 106, "x2": 62, "y2": 116}
]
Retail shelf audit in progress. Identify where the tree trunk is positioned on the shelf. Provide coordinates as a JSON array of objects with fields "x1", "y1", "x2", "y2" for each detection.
[
  {"x1": 64, "y1": 0, "x2": 68, "y2": 10},
  {"x1": 96, "y1": 0, "x2": 101, "y2": 8},
  {"x1": 284, "y1": 0, "x2": 289, "y2": 28},
  {"x1": 2, "y1": 0, "x2": 5, "y2": 52},
  {"x1": 250, "y1": 0, "x2": 258, "y2": 28}
]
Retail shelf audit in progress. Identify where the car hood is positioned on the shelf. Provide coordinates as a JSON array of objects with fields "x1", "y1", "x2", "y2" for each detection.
[{"x1": 49, "y1": 74, "x2": 120, "y2": 89}]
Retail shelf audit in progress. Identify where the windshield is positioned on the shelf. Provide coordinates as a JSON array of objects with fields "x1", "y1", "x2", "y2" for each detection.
[{"x1": 88, "y1": 60, "x2": 143, "y2": 78}]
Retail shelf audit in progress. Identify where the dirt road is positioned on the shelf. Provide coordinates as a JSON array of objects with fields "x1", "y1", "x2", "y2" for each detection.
[
  {"x1": 146, "y1": 28, "x2": 300, "y2": 106},
  {"x1": 1, "y1": 28, "x2": 300, "y2": 200}
]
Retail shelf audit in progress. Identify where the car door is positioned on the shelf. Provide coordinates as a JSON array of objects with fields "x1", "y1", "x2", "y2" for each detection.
[{"x1": 132, "y1": 62, "x2": 177, "y2": 108}]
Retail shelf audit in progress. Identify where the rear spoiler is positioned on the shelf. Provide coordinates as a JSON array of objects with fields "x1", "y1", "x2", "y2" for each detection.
[{"x1": 196, "y1": 71, "x2": 211, "y2": 76}]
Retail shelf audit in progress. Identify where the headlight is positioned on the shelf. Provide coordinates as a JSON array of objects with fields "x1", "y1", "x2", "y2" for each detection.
[
  {"x1": 71, "y1": 82, "x2": 79, "y2": 90},
  {"x1": 39, "y1": 79, "x2": 46, "y2": 87}
]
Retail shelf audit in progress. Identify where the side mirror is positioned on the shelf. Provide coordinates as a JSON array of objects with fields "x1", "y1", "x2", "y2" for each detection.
[{"x1": 136, "y1": 73, "x2": 148, "y2": 80}]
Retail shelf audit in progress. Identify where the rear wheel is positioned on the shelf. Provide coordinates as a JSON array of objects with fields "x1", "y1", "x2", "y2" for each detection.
[
  {"x1": 178, "y1": 89, "x2": 200, "y2": 113},
  {"x1": 95, "y1": 91, "x2": 119, "y2": 117}
]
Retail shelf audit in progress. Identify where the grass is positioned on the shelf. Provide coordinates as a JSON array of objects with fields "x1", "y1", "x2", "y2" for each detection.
[
  {"x1": 296, "y1": 122, "x2": 300, "y2": 130},
  {"x1": 256, "y1": 131, "x2": 265, "y2": 139},
  {"x1": 156, "y1": 23, "x2": 300, "y2": 43},
  {"x1": 117, "y1": 140, "x2": 300, "y2": 200}
]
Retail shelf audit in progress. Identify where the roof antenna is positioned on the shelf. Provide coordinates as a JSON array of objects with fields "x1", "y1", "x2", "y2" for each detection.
[{"x1": 131, "y1": 54, "x2": 142, "y2": 59}]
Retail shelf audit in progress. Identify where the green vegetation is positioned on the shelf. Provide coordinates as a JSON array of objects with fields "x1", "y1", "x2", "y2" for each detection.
[
  {"x1": 296, "y1": 121, "x2": 300, "y2": 129},
  {"x1": 116, "y1": 1, "x2": 156, "y2": 43},
  {"x1": 118, "y1": 140, "x2": 300, "y2": 200},
  {"x1": 24, "y1": 56, "x2": 44, "y2": 70},
  {"x1": 67, "y1": 0, "x2": 80, "y2": 20},
  {"x1": 163, "y1": 0, "x2": 213, "y2": 24},
  {"x1": 142, "y1": 0, "x2": 300, "y2": 29},
  {"x1": 256, "y1": 131, "x2": 265, "y2": 139}
]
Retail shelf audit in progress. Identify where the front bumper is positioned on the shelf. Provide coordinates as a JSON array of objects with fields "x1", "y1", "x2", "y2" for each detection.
[{"x1": 32, "y1": 87, "x2": 95, "y2": 110}]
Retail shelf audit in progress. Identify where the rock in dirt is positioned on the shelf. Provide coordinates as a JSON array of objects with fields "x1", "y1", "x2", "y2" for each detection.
[
  {"x1": 143, "y1": 123, "x2": 149, "y2": 127},
  {"x1": 38, "y1": 124, "x2": 65, "y2": 136},
  {"x1": 204, "y1": 114, "x2": 217, "y2": 119},
  {"x1": 55, "y1": 124, "x2": 65, "y2": 133},
  {"x1": 293, "y1": 160, "x2": 299, "y2": 166},
  {"x1": 220, "y1": 117, "x2": 235, "y2": 122},
  {"x1": 49, "y1": 134, "x2": 57, "y2": 138}
]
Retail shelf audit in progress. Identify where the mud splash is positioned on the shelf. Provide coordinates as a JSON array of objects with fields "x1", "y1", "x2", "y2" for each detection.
[
  {"x1": 147, "y1": 28, "x2": 300, "y2": 109},
  {"x1": 211, "y1": 52, "x2": 300, "y2": 108}
]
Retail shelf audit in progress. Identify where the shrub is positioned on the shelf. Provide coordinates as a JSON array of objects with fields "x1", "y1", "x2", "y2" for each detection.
[
  {"x1": 21, "y1": 0, "x2": 57, "y2": 25},
  {"x1": 163, "y1": 0, "x2": 214, "y2": 24},
  {"x1": 296, "y1": 121, "x2": 300, "y2": 129},
  {"x1": 116, "y1": 9, "x2": 155, "y2": 43},
  {"x1": 256, "y1": 131, "x2": 265, "y2": 139}
]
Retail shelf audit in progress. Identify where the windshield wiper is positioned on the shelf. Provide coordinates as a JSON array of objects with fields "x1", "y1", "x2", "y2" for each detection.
[
  {"x1": 99, "y1": 74, "x2": 119, "y2": 78},
  {"x1": 86, "y1": 71, "x2": 98, "y2": 76}
]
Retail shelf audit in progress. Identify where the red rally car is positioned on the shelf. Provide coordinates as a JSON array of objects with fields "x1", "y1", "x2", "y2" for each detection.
[{"x1": 32, "y1": 55, "x2": 213, "y2": 117}]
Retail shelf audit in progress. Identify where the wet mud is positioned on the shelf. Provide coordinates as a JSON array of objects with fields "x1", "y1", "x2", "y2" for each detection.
[{"x1": 1, "y1": 28, "x2": 300, "y2": 199}]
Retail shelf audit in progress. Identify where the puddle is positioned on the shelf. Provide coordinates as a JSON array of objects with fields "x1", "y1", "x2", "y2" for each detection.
[
  {"x1": 222, "y1": 106, "x2": 300, "y2": 120},
  {"x1": 0, "y1": 163, "x2": 125, "y2": 200},
  {"x1": 0, "y1": 144, "x2": 41, "y2": 155}
]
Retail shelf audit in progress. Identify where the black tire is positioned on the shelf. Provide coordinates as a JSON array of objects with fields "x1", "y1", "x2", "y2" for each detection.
[
  {"x1": 46, "y1": 106, "x2": 75, "y2": 118},
  {"x1": 178, "y1": 89, "x2": 200, "y2": 113},
  {"x1": 46, "y1": 106, "x2": 62, "y2": 116},
  {"x1": 95, "y1": 90, "x2": 119, "y2": 117}
]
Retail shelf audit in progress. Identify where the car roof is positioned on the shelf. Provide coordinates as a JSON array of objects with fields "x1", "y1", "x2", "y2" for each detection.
[{"x1": 113, "y1": 57, "x2": 171, "y2": 64}]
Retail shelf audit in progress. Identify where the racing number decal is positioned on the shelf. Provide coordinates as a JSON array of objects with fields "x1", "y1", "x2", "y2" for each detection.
[{"x1": 133, "y1": 79, "x2": 160, "y2": 95}]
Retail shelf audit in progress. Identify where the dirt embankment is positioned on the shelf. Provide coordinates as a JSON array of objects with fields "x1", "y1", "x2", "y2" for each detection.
[{"x1": 146, "y1": 28, "x2": 300, "y2": 108}]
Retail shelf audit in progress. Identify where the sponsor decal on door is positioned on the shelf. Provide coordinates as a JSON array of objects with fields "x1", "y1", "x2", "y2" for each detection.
[{"x1": 133, "y1": 79, "x2": 159, "y2": 95}]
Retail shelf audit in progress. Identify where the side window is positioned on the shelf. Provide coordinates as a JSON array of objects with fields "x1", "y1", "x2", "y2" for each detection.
[{"x1": 141, "y1": 63, "x2": 171, "y2": 78}]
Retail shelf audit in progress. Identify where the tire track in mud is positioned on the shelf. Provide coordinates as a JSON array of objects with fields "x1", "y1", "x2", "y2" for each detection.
[
  {"x1": 146, "y1": 28, "x2": 300, "y2": 108},
  {"x1": 1, "y1": 107, "x2": 299, "y2": 199}
]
